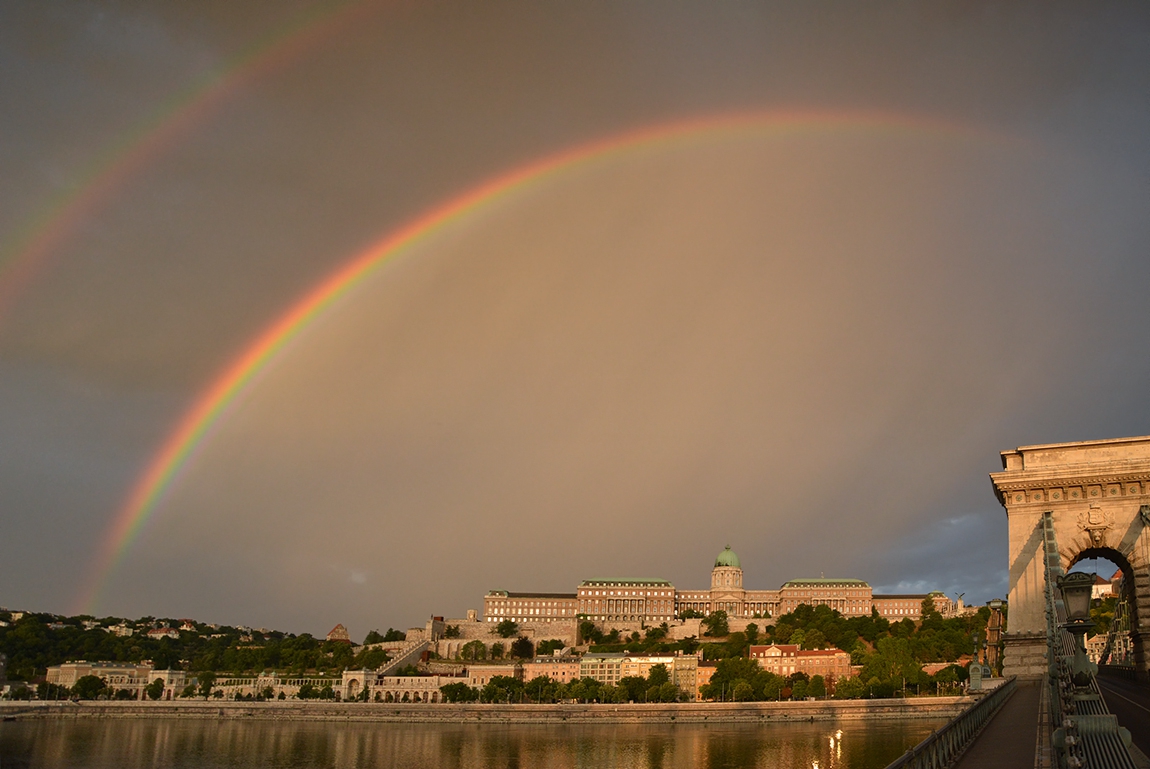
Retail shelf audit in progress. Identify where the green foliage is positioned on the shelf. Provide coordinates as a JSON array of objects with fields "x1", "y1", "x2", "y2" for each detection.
[
  {"x1": 197, "y1": 671, "x2": 217, "y2": 698},
  {"x1": 297, "y1": 682, "x2": 317, "y2": 699},
  {"x1": 481, "y1": 675, "x2": 524, "y2": 703},
  {"x1": 145, "y1": 678, "x2": 165, "y2": 700},
  {"x1": 37, "y1": 682, "x2": 69, "y2": 700},
  {"x1": 0, "y1": 612, "x2": 387, "y2": 682},
  {"x1": 444, "y1": 625, "x2": 461, "y2": 638},
  {"x1": 352, "y1": 647, "x2": 391, "y2": 670},
  {"x1": 700, "y1": 657, "x2": 786, "y2": 702},
  {"x1": 808, "y1": 675, "x2": 826, "y2": 698},
  {"x1": 72, "y1": 675, "x2": 107, "y2": 700},
  {"x1": 1091, "y1": 596, "x2": 1118, "y2": 635},
  {"x1": 646, "y1": 663, "x2": 670, "y2": 688},
  {"x1": 363, "y1": 630, "x2": 385, "y2": 645},
  {"x1": 490, "y1": 642, "x2": 505, "y2": 660},
  {"x1": 440, "y1": 682, "x2": 479, "y2": 702},
  {"x1": 495, "y1": 620, "x2": 520, "y2": 639},
  {"x1": 744, "y1": 623, "x2": 759, "y2": 646},
  {"x1": 644, "y1": 624, "x2": 668, "y2": 642},
  {"x1": 678, "y1": 608, "x2": 704, "y2": 619},
  {"x1": 702, "y1": 610, "x2": 729, "y2": 637},
  {"x1": 578, "y1": 620, "x2": 602, "y2": 645},
  {"x1": 618, "y1": 676, "x2": 647, "y2": 702},
  {"x1": 383, "y1": 629, "x2": 406, "y2": 642},
  {"x1": 536, "y1": 639, "x2": 565, "y2": 656},
  {"x1": 394, "y1": 664, "x2": 420, "y2": 676},
  {"x1": 460, "y1": 640, "x2": 486, "y2": 660},
  {"x1": 510, "y1": 637, "x2": 534, "y2": 659}
]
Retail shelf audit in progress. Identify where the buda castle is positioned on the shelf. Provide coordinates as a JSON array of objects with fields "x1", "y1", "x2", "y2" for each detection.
[{"x1": 483, "y1": 546, "x2": 952, "y2": 628}]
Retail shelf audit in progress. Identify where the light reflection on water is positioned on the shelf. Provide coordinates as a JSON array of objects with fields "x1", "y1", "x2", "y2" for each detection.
[{"x1": 0, "y1": 718, "x2": 946, "y2": 769}]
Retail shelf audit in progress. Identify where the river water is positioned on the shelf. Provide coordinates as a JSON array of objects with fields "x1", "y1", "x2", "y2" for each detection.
[{"x1": 0, "y1": 718, "x2": 946, "y2": 769}]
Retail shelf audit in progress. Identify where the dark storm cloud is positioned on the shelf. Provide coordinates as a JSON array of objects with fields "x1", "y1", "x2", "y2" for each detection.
[{"x1": 1, "y1": 1, "x2": 1149, "y2": 633}]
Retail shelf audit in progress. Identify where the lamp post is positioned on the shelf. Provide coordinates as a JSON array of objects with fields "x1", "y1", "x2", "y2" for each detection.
[{"x1": 1057, "y1": 572, "x2": 1097, "y2": 687}]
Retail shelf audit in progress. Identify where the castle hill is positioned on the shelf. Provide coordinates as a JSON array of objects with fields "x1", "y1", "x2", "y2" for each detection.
[{"x1": 2, "y1": 546, "x2": 1003, "y2": 708}]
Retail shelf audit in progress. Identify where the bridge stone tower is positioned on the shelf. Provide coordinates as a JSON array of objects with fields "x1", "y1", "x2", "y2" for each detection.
[{"x1": 990, "y1": 436, "x2": 1150, "y2": 682}]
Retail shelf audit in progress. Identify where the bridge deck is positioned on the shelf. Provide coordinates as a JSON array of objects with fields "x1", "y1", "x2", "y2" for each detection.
[
  {"x1": 1099, "y1": 672, "x2": 1150, "y2": 767},
  {"x1": 950, "y1": 680, "x2": 1040, "y2": 769}
]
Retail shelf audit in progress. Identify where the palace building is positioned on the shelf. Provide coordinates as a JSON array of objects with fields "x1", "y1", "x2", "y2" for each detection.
[{"x1": 483, "y1": 546, "x2": 952, "y2": 625}]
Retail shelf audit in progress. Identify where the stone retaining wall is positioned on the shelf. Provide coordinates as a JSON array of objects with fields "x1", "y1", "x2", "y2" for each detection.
[{"x1": 0, "y1": 696, "x2": 973, "y2": 724}]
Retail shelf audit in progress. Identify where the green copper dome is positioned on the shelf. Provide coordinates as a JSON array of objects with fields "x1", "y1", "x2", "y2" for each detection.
[{"x1": 714, "y1": 545, "x2": 741, "y2": 568}]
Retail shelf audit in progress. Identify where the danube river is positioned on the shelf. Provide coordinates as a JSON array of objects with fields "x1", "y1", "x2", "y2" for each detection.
[{"x1": 0, "y1": 718, "x2": 946, "y2": 769}]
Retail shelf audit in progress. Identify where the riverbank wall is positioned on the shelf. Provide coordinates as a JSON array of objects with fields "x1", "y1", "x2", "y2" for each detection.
[{"x1": 0, "y1": 696, "x2": 973, "y2": 724}]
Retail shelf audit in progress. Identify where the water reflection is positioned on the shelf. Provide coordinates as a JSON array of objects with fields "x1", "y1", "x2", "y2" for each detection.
[{"x1": 0, "y1": 718, "x2": 945, "y2": 769}]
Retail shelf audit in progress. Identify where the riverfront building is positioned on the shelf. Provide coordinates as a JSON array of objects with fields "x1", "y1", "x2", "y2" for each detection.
[
  {"x1": 484, "y1": 547, "x2": 953, "y2": 626},
  {"x1": 45, "y1": 662, "x2": 188, "y2": 700},
  {"x1": 750, "y1": 644, "x2": 853, "y2": 681}
]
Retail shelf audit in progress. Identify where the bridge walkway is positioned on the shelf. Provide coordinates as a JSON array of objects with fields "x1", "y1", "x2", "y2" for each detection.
[
  {"x1": 949, "y1": 680, "x2": 1040, "y2": 769},
  {"x1": 1099, "y1": 672, "x2": 1150, "y2": 767}
]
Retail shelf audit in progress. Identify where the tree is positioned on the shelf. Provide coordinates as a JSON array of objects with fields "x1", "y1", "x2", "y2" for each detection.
[
  {"x1": 808, "y1": 675, "x2": 826, "y2": 698},
  {"x1": 645, "y1": 624, "x2": 668, "y2": 642},
  {"x1": 618, "y1": 676, "x2": 647, "y2": 702},
  {"x1": 441, "y1": 682, "x2": 479, "y2": 702},
  {"x1": 511, "y1": 637, "x2": 534, "y2": 659},
  {"x1": 791, "y1": 679, "x2": 808, "y2": 700},
  {"x1": 490, "y1": 642, "x2": 505, "y2": 660},
  {"x1": 657, "y1": 682, "x2": 679, "y2": 702},
  {"x1": 744, "y1": 623, "x2": 759, "y2": 646},
  {"x1": 363, "y1": 630, "x2": 385, "y2": 645},
  {"x1": 536, "y1": 639, "x2": 565, "y2": 656},
  {"x1": 495, "y1": 619, "x2": 520, "y2": 638},
  {"x1": 482, "y1": 675, "x2": 524, "y2": 703},
  {"x1": 702, "y1": 610, "x2": 729, "y2": 637},
  {"x1": 197, "y1": 671, "x2": 217, "y2": 699},
  {"x1": 834, "y1": 676, "x2": 866, "y2": 699},
  {"x1": 297, "y1": 683, "x2": 317, "y2": 699},
  {"x1": 145, "y1": 678, "x2": 166, "y2": 701},
  {"x1": 647, "y1": 663, "x2": 670, "y2": 688},
  {"x1": 444, "y1": 625, "x2": 461, "y2": 638},
  {"x1": 679, "y1": 608, "x2": 704, "y2": 619},
  {"x1": 73, "y1": 675, "x2": 107, "y2": 700},
  {"x1": 732, "y1": 681, "x2": 754, "y2": 701},
  {"x1": 383, "y1": 628, "x2": 406, "y2": 642},
  {"x1": 461, "y1": 640, "x2": 486, "y2": 661},
  {"x1": 578, "y1": 620, "x2": 603, "y2": 645}
]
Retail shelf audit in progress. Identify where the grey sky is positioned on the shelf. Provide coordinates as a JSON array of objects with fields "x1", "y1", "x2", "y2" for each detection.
[{"x1": 2, "y1": 1, "x2": 1149, "y2": 638}]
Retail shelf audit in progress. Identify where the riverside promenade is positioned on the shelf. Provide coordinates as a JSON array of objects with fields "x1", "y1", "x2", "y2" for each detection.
[{"x1": 0, "y1": 695, "x2": 972, "y2": 724}]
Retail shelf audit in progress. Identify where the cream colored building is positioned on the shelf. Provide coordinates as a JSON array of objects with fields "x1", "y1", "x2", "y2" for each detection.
[
  {"x1": 483, "y1": 591, "x2": 578, "y2": 624},
  {"x1": 620, "y1": 654, "x2": 698, "y2": 700},
  {"x1": 749, "y1": 644, "x2": 852, "y2": 682},
  {"x1": 46, "y1": 662, "x2": 188, "y2": 700},
  {"x1": 580, "y1": 653, "x2": 625, "y2": 685},
  {"x1": 523, "y1": 656, "x2": 582, "y2": 684},
  {"x1": 484, "y1": 546, "x2": 951, "y2": 628},
  {"x1": 577, "y1": 580, "x2": 676, "y2": 623}
]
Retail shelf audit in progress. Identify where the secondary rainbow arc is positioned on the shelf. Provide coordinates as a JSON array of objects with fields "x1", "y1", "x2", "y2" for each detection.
[
  {"x1": 0, "y1": 0, "x2": 372, "y2": 320},
  {"x1": 75, "y1": 109, "x2": 1009, "y2": 614}
]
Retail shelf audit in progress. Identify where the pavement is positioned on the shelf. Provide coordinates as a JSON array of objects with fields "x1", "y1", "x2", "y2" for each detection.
[
  {"x1": 1098, "y1": 672, "x2": 1150, "y2": 767},
  {"x1": 950, "y1": 680, "x2": 1041, "y2": 769}
]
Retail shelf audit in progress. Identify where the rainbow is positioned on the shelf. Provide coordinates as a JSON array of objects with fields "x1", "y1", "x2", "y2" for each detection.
[
  {"x1": 76, "y1": 109, "x2": 1010, "y2": 614},
  {"x1": 0, "y1": 0, "x2": 374, "y2": 320}
]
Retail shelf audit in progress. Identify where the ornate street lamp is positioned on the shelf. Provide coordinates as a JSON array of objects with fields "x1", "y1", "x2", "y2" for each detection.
[{"x1": 1057, "y1": 572, "x2": 1097, "y2": 686}]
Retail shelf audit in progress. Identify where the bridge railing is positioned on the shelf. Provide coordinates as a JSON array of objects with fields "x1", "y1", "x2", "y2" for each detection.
[
  {"x1": 1041, "y1": 511, "x2": 1138, "y2": 769},
  {"x1": 884, "y1": 677, "x2": 1017, "y2": 769}
]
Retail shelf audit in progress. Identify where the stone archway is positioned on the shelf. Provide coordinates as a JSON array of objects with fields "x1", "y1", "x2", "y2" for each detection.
[{"x1": 991, "y1": 436, "x2": 1150, "y2": 681}]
